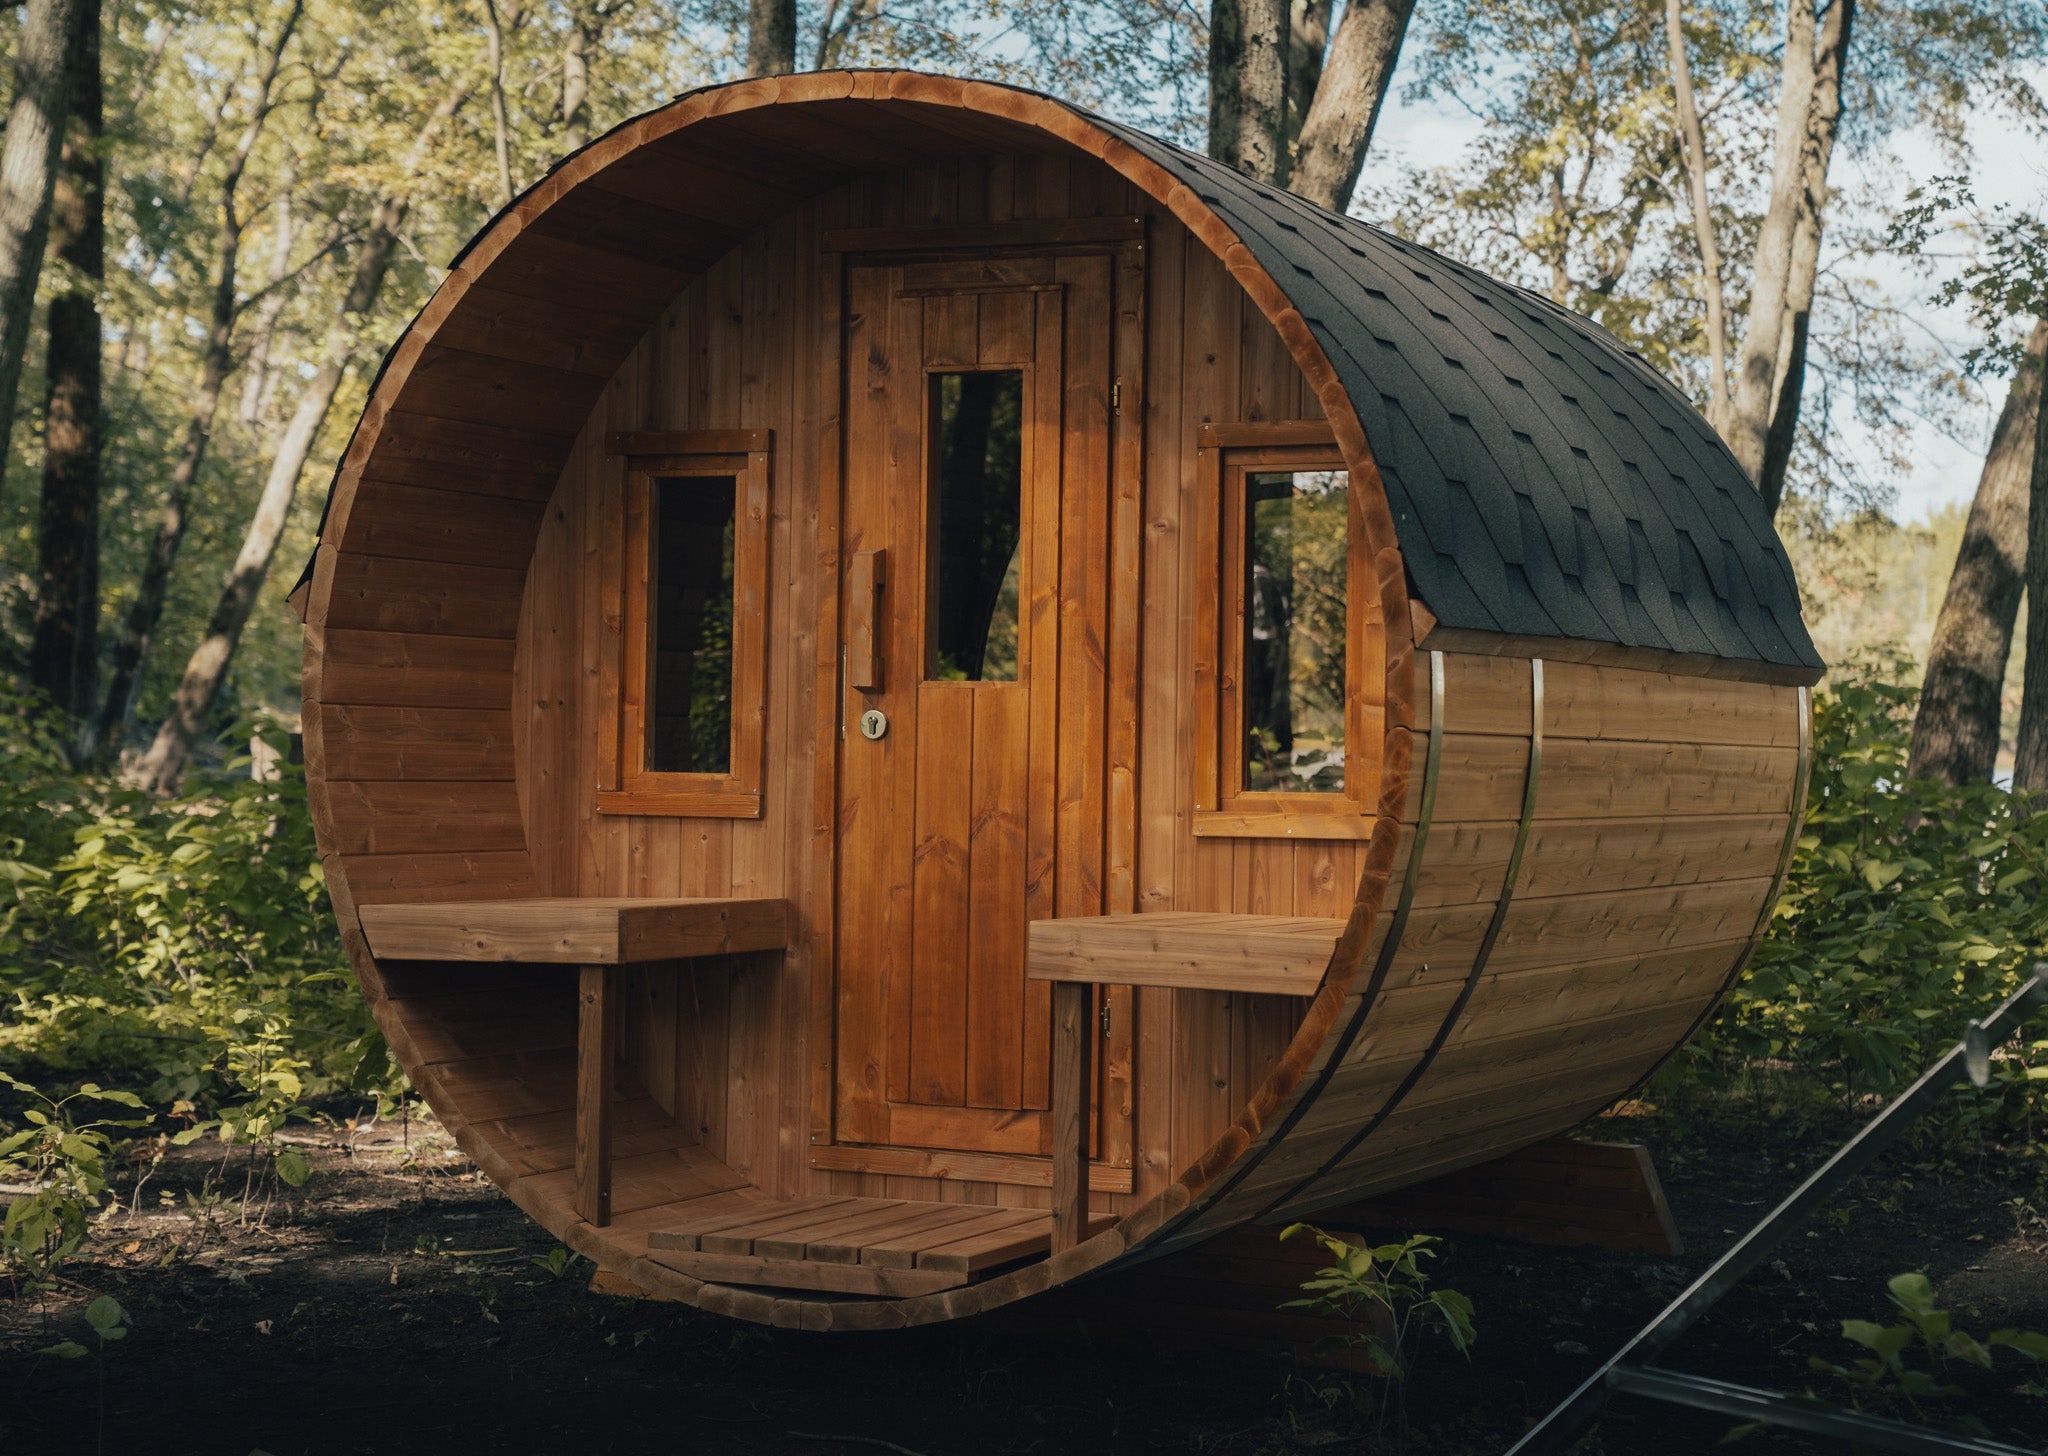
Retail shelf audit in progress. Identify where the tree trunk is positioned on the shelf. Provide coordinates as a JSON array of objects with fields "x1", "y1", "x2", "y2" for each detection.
[
  {"x1": 2013, "y1": 336, "x2": 2048, "y2": 797},
  {"x1": 1722, "y1": 0, "x2": 1853, "y2": 493},
  {"x1": 130, "y1": 202, "x2": 403, "y2": 793},
  {"x1": 747, "y1": 0, "x2": 797, "y2": 76},
  {"x1": 1907, "y1": 318, "x2": 2047, "y2": 787},
  {"x1": 85, "y1": 0, "x2": 301, "y2": 762},
  {"x1": 1753, "y1": 0, "x2": 1851, "y2": 515},
  {"x1": 1287, "y1": 0, "x2": 1414, "y2": 212},
  {"x1": 236, "y1": 189, "x2": 296, "y2": 425},
  {"x1": 0, "y1": 0, "x2": 82, "y2": 488},
  {"x1": 559, "y1": 11, "x2": 593, "y2": 152},
  {"x1": 481, "y1": 0, "x2": 518, "y2": 206},
  {"x1": 29, "y1": 0, "x2": 101, "y2": 727},
  {"x1": 1666, "y1": 0, "x2": 1729, "y2": 416},
  {"x1": 1209, "y1": 0, "x2": 1290, "y2": 184},
  {"x1": 1285, "y1": 0, "x2": 1332, "y2": 151}
]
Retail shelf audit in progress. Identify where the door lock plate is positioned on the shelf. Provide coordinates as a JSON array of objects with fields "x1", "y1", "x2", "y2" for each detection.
[{"x1": 859, "y1": 708, "x2": 889, "y2": 741}]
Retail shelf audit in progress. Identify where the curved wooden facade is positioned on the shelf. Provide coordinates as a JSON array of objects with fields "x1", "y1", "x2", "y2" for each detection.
[{"x1": 300, "y1": 71, "x2": 1820, "y2": 1328}]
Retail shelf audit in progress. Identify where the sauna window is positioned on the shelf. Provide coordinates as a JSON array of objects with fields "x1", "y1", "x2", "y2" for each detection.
[
  {"x1": 599, "y1": 431, "x2": 772, "y2": 818},
  {"x1": 927, "y1": 370, "x2": 1024, "y2": 683},
  {"x1": 1242, "y1": 468, "x2": 1350, "y2": 794},
  {"x1": 1195, "y1": 426, "x2": 1377, "y2": 838},
  {"x1": 648, "y1": 476, "x2": 736, "y2": 775}
]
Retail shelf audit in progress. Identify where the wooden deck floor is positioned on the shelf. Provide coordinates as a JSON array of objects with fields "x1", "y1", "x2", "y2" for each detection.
[{"x1": 642, "y1": 1194, "x2": 1109, "y2": 1296}]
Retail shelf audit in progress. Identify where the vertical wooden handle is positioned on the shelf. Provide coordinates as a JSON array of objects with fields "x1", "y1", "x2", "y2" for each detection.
[
  {"x1": 848, "y1": 548, "x2": 886, "y2": 693},
  {"x1": 1050, "y1": 979, "x2": 1092, "y2": 1253}
]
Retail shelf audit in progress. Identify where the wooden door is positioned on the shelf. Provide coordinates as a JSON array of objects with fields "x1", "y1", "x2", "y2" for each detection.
[{"x1": 833, "y1": 251, "x2": 1131, "y2": 1163}]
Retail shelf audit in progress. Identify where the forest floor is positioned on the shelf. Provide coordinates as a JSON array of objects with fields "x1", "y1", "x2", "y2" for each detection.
[{"x1": 3, "y1": 1089, "x2": 2045, "y2": 1456}]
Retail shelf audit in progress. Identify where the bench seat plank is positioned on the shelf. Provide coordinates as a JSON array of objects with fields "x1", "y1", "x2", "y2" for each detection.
[
  {"x1": 1026, "y1": 911, "x2": 1344, "y2": 994},
  {"x1": 356, "y1": 896, "x2": 789, "y2": 963}
]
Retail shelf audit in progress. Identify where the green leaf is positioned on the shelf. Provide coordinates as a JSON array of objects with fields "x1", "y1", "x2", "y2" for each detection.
[
  {"x1": 1888, "y1": 1272, "x2": 1937, "y2": 1316},
  {"x1": 274, "y1": 1148, "x2": 311, "y2": 1187},
  {"x1": 84, "y1": 1297, "x2": 128, "y2": 1340},
  {"x1": 37, "y1": 1340, "x2": 88, "y2": 1360}
]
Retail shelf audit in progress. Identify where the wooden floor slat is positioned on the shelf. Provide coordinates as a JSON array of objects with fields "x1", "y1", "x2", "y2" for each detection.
[{"x1": 642, "y1": 1195, "x2": 1091, "y2": 1283}]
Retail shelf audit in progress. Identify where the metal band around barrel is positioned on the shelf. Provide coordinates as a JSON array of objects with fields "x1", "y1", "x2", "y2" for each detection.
[
  {"x1": 1171, "y1": 650, "x2": 1448, "y2": 1232},
  {"x1": 1254, "y1": 655, "x2": 1544, "y2": 1220}
]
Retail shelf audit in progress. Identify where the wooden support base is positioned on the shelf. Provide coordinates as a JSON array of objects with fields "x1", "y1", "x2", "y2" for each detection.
[{"x1": 1328, "y1": 1139, "x2": 1683, "y2": 1257}]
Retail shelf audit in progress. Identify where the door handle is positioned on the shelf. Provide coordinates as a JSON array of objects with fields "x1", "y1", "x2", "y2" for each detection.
[{"x1": 848, "y1": 548, "x2": 885, "y2": 693}]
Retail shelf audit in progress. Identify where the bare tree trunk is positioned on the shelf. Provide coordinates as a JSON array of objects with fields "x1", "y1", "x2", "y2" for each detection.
[
  {"x1": 481, "y1": 0, "x2": 519, "y2": 206},
  {"x1": 1723, "y1": 0, "x2": 1853, "y2": 492},
  {"x1": 2014, "y1": 341, "x2": 2048, "y2": 797},
  {"x1": 130, "y1": 204, "x2": 405, "y2": 793},
  {"x1": 1908, "y1": 319, "x2": 2047, "y2": 788},
  {"x1": 1287, "y1": 0, "x2": 1413, "y2": 211},
  {"x1": 1755, "y1": 0, "x2": 1851, "y2": 514},
  {"x1": 1209, "y1": 0, "x2": 1290, "y2": 185},
  {"x1": 30, "y1": 0, "x2": 100, "y2": 728},
  {"x1": 236, "y1": 189, "x2": 296, "y2": 425},
  {"x1": 560, "y1": 14, "x2": 593, "y2": 152},
  {"x1": 748, "y1": 0, "x2": 797, "y2": 75},
  {"x1": 1285, "y1": 0, "x2": 1332, "y2": 150},
  {"x1": 0, "y1": 0, "x2": 82, "y2": 488},
  {"x1": 86, "y1": 0, "x2": 302, "y2": 763},
  {"x1": 1666, "y1": 0, "x2": 1729, "y2": 416}
]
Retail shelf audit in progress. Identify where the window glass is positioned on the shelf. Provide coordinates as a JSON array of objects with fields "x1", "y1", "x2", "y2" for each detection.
[
  {"x1": 929, "y1": 370, "x2": 1024, "y2": 682},
  {"x1": 648, "y1": 475, "x2": 737, "y2": 774},
  {"x1": 1244, "y1": 468, "x2": 1349, "y2": 793}
]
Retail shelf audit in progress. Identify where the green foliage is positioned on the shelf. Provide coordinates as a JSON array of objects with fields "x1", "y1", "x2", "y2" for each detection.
[
  {"x1": 0, "y1": 1074, "x2": 146, "y2": 1287},
  {"x1": 38, "y1": 1295, "x2": 132, "y2": 1362},
  {"x1": 1279, "y1": 1226, "x2": 1477, "y2": 1381},
  {"x1": 1680, "y1": 660, "x2": 2048, "y2": 1126},
  {"x1": 0, "y1": 708, "x2": 379, "y2": 1110},
  {"x1": 1799, "y1": 1273, "x2": 2048, "y2": 1436}
]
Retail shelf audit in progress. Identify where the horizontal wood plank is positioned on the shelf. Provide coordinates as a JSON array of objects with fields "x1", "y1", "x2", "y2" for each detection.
[
  {"x1": 356, "y1": 896, "x2": 790, "y2": 964},
  {"x1": 1027, "y1": 912, "x2": 1345, "y2": 993}
]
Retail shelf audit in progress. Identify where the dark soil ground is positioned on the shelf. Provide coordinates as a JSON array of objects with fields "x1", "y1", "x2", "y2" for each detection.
[{"x1": 4, "y1": 1090, "x2": 2044, "y2": 1456}]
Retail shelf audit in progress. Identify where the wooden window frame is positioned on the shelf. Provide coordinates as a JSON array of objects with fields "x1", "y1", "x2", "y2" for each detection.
[
  {"x1": 597, "y1": 430, "x2": 772, "y2": 818},
  {"x1": 1192, "y1": 422, "x2": 1378, "y2": 839}
]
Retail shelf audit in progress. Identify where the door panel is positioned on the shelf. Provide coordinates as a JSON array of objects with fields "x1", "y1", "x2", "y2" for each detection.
[{"x1": 833, "y1": 251, "x2": 1127, "y2": 1160}]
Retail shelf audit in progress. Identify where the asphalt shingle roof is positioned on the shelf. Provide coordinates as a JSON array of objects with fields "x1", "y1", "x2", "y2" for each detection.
[{"x1": 1093, "y1": 116, "x2": 1823, "y2": 678}]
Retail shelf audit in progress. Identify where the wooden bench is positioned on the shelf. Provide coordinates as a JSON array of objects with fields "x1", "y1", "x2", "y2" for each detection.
[
  {"x1": 1027, "y1": 912, "x2": 1343, "y2": 1251},
  {"x1": 356, "y1": 896, "x2": 789, "y2": 1228}
]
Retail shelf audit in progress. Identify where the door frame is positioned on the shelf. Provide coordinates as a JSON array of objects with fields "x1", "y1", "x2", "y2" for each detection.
[{"x1": 806, "y1": 221, "x2": 1147, "y2": 1193}]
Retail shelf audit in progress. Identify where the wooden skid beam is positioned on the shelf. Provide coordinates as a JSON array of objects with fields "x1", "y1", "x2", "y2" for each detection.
[{"x1": 1328, "y1": 1139, "x2": 1683, "y2": 1257}]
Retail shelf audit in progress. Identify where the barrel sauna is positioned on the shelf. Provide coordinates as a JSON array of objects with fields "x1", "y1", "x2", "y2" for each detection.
[{"x1": 297, "y1": 71, "x2": 1823, "y2": 1330}]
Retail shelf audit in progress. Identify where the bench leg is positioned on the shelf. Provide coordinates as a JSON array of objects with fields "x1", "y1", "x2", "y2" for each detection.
[
  {"x1": 1050, "y1": 980, "x2": 1091, "y2": 1253},
  {"x1": 576, "y1": 964, "x2": 616, "y2": 1227}
]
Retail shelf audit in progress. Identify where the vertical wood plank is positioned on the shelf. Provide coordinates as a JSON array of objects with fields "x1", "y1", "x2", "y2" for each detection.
[
  {"x1": 967, "y1": 684, "x2": 1028, "y2": 1109},
  {"x1": 1050, "y1": 979, "x2": 1091, "y2": 1252},
  {"x1": 576, "y1": 964, "x2": 616, "y2": 1226},
  {"x1": 909, "y1": 682, "x2": 975, "y2": 1106}
]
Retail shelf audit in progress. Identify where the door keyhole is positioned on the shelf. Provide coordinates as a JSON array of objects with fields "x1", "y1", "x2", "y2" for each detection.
[{"x1": 859, "y1": 709, "x2": 889, "y2": 741}]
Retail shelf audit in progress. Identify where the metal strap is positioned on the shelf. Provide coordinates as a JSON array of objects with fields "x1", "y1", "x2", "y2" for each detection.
[
  {"x1": 1167, "y1": 650, "x2": 1448, "y2": 1231},
  {"x1": 1254, "y1": 655, "x2": 1543, "y2": 1220}
]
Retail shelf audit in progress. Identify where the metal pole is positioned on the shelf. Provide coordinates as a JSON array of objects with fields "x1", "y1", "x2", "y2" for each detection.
[{"x1": 1506, "y1": 965, "x2": 2048, "y2": 1456}]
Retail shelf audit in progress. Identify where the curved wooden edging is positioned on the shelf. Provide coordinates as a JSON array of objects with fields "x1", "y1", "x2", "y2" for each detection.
[{"x1": 297, "y1": 70, "x2": 1569, "y2": 1321}]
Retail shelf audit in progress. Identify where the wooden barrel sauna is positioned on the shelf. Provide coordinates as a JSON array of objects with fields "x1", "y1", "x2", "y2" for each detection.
[{"x1": 296, "y1": 70, "x2": 1823, "y2": 1329}]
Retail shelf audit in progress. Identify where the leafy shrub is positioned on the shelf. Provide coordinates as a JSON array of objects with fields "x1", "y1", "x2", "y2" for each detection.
[
  {"x1": 0, "y1": 702, "x2": 383, "y2": 1110},
  {"x1": 1679, "y1": 660, "x2": 2048, "y2": 1127},
  {"x1": 0, "y1": 1073, "x2": 147, "y2": 1286}
]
